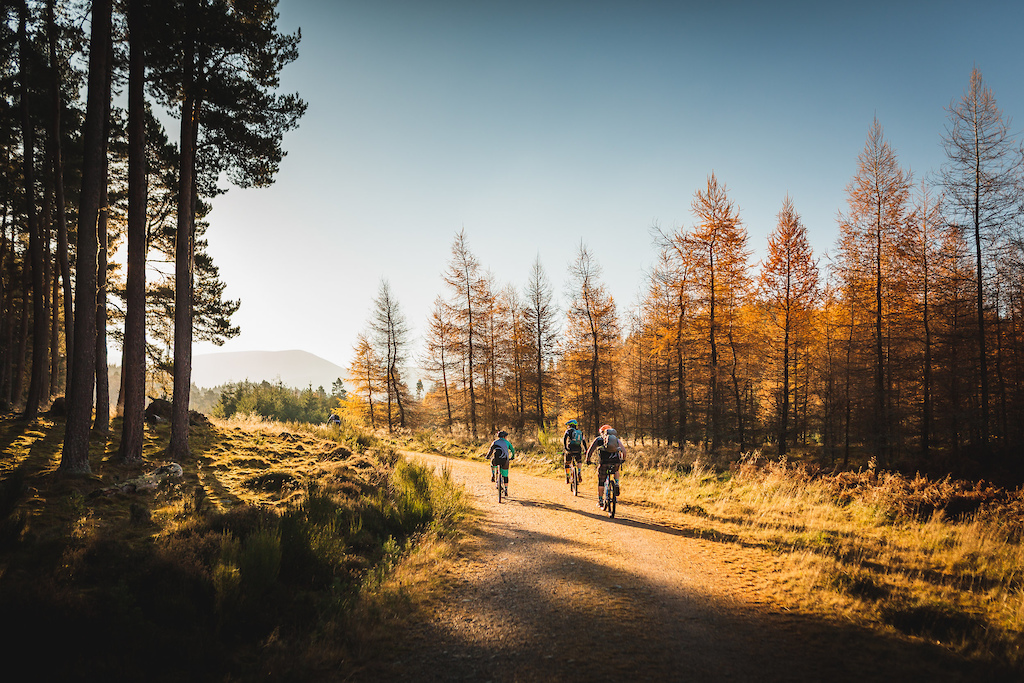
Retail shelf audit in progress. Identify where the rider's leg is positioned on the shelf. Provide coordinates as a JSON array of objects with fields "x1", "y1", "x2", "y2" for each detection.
[{"x1": 596, "y1": 466, "x2": 606, "y2": 506}]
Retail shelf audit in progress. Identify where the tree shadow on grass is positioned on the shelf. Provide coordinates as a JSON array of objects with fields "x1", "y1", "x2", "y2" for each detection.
[{"x1": 354, "y1": 517, "x2": 1004, "y2": 683}]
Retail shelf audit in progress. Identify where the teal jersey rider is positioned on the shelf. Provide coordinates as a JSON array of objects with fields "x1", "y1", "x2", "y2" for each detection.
[{"x1": 488, "y1": 430, "x2": 515, "y2": 487}]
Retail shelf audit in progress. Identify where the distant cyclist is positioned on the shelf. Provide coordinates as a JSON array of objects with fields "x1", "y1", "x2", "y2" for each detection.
[
  {"x1": 562, "y1": 419, "x2": 584, "y2": 483},
  {"x1": 487, "y1": 430, "x2": 516, "y2": 495},
  {"x1": 585, "y1": 424, "x2": 627, "y2": 509}
]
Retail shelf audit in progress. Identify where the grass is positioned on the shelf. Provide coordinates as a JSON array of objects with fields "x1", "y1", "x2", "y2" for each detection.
[
  {"x1": 391, "y1": 426, "x2": 1024, "y2": 672},
  {"x1": 614, "y1": 450, "x2": 1024, "y2": 671},
  {"x1": 0, "y1": 411, "x2": 467, "y2": 681}
]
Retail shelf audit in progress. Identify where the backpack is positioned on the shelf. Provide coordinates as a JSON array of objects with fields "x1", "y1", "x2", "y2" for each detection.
[
  {"x1": 567, "y1": 428, "x2": 582, "y2": 447},
  {"x1": 488, "y1": 441, "x2": 508, "y2": 461},
  {"x1": 602, "y1": 430, "x2": 620, "y2": 453}
]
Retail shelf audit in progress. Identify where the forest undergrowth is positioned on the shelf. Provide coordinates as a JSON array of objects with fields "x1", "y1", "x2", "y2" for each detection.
[
  {"x1": 394, "y1": 426, "x2": 1024, "y2": 672},
  {"x1": 0, "y1": 412, "x2": 467, "y2": 681}
]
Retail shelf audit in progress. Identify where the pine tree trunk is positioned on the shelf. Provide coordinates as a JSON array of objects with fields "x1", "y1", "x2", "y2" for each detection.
[
  {"x1": 170, "y1": 24, "x2": 198, "y2": 460},
  {"x1": 118, "y1": 0, "x2": 147, "y2": 462},
  {"x1": 21, "y1": 0, "x2": 47, "y2": 420},
  {"x1": 47, "y1": 0, "x2": 73, "y2": 386},
  {"x1": 61, "y1": 0, "x2": 112, "y2": 475}
]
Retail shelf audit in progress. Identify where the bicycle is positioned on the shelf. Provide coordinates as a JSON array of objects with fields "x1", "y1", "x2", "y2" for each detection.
[
  {"x1": 494, "y1": 460, "x2": 508, "y2": 502},
  {"x1": 599, "y1": 461, "x2": 620, "y2": 518},
  {"x1": 569, "y1": 458, "x2": 582, "y2": 496}
]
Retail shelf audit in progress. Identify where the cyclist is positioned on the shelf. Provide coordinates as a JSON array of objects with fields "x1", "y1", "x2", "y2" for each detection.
[
  {"x1": 585, "y1": 424, "x2": 627, "y2": 509},
  {"x1": 487, "y1": 430, "x2": 516, "y2": 495},
  {"x1": 562, "y1": 419, "x2": 584, "y2": 483}
]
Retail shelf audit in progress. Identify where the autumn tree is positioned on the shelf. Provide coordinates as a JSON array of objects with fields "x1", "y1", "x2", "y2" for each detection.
[
  {"x1": 836, "y1": 119, "x2": 912, "y2": 464},
  {"x1": 758, "y1": 196, "x2": 819, "y2": 456},
  {"x1": 442, "y1": 230, "x2": 488, "y2": 437},
  {"x1": 421, "y1": 295, "x2": 458, "y2": 432},
  {"x1": 563, "y1": 243, "x2": 619, "y2": 435},
  {"x1": 522, "y1": 256, "x2": 559, "y2": 426},
  {"x1": 940, "y1": 68, "x2": 1024, "y2": 458},
  {"x1": 369, "y1": 279, "x2": 410, "y2": 432},
  {"x1": 689, "y1": 172, "x2": 750, "y2": 452},
  {"x1": 350, "y1": 332, "x2": 383, "y2": 429}
]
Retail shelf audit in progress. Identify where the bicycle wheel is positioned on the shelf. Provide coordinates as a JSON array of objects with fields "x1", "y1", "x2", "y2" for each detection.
[
  {"x1": 606, "y1": 478, "x2": 616, "y2": 518},
  {"x1": 496, "y1": 467, "x2": 503, "y2": 503},
  {"x1": 572, "y1": 466, "x2": 580, "y2": 496}
]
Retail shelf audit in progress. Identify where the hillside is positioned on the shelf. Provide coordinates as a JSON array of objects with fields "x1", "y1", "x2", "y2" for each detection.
[{"x1": 192, "y1": 349, "x2": 348, "y2": 390}]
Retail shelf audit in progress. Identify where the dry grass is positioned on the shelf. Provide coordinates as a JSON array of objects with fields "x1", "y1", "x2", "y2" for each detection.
[
  {"x1": 616, "y1": 450, "x2": 1024, "y2": 669},
  {"x1": 0, "y1": 412, "x2": 467, "y2": 681}
]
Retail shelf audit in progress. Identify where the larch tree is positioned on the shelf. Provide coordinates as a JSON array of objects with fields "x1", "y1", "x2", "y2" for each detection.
[
  {"x1": 689, "y1": 172, "x2": 748, "y2": 452},
  {"x1": 369, "y1": 279, "x2": 410, "y2": 432},
  {"x1": 442, "y1": 229, "x2": 487, "y2": 437},
  {"x1": 940, "y1": 68, "x2": 1024, "y2": 457},
  {"x1": 421, "y1": 295, "x2": 458, "y2": 432},
  {"x1": 837, "y1": 119, "x2": 912, "y2": 464},
  {"x1": 758, "y1": 196, "x2": 819, "y2": 456},
  {"x1": 564, "y1": 242, "x2": 618, "y2": 435},
  {"x1": 523, "y1": 255, "x2": 558, "y2": 426},
  {"x1": 350, "y1": 332, "x2": 382, "y2": 429}
]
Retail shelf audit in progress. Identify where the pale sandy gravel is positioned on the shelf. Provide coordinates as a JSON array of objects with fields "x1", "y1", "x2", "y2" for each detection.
[{"x1": 345, "y1": 451, "x2": 980, "y2": 682}]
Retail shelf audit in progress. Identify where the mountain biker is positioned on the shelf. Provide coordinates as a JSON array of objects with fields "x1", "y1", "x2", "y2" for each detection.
[
  {"x1": 585, "y1": 424, "x2": 627, "y2": 509},
  {"x1": 488, "y1": 430, "x2": 516, "y2": 495},
  {"x1": 562, "y1": 419, "x2": 584, "y2": 483}
]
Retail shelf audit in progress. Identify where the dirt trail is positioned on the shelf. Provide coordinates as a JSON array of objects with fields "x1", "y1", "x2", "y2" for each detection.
[{"x1": 351, "y1": 452, "x2": 977, "y2": 682}]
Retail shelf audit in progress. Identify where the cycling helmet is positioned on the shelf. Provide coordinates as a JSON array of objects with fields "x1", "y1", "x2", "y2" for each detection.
[
  {"x1": 599, "y1": 424, "x2": 612, "y2": 433},
  {"x1": 566, "y1": 419, "x2": 578, "y2": 427},
  {"x1": 497, "y1": 430, "x2": 509, "y2": 438}
]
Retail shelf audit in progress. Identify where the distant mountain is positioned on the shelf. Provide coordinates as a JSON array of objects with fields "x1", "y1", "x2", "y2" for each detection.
[{"x1": 192, "y1": 350, "x2": 349, "y2": 390}]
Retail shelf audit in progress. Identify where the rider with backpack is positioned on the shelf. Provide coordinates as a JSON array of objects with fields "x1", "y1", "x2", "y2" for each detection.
[
  {"x1": 562, "y1": 419, "x2": 584, "y2": 483},
  {"x1": 487, "y1": 430, "x2": 516, "y2": 496},
  {"x1": 585, "y1": 424, "x2": 627, "y2": 509}
]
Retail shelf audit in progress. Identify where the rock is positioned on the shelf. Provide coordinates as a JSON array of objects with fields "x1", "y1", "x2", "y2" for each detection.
[
  {"x1": 145, "y1": 398, "x2": 173, "y2": 423},
  {"x1": 48, "y1": 396, "x2": 67, "y2": 416}
]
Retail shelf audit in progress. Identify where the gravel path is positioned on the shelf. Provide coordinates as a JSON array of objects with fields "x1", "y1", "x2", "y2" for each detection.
[{"x1": 349, "y1": 452, "x2": 978, "y2": 682}]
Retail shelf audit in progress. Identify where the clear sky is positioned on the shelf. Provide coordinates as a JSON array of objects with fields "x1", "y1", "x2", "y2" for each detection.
[{"x1": 191, "y1": 0, "x2": 1024, "y2": 380}]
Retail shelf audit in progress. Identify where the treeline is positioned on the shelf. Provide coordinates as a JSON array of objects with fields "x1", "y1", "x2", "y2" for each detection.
[
  {"x1": 0, "y1": 1, "x2": 304, "y2": 470},
  {"x1": 352, "y1": 69, "x2": 1024, "y2": 478},
  {"x1": 206, "y1": 380, "x2": 345, "y2": 425}
]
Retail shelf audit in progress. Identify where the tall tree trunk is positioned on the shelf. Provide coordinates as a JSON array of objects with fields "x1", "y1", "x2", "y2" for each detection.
[
  {"x1": 49, "y1": 190, "x2": 60, "y2": 398},
  {"x1": 13, "y1": 285, "x2": 29, "y2": 407},
  {"x1": 93, "y1": 154, "x2": 110, "y2": 434},
  {"x1": 61, "y1": 0, "x2": 112, "y2": 475},
  {"x1": 974, "y1": 152, "x2": 989, "y2": 453},
  {"x1": 119, "y1": 0, "x2": 148, "y2": 463},
  {"x1": 42, "y1": 183, "x2": 53, "y2": 402},
  {"x1": 780, "y1": 307, "x2": 790, "y2": 456},
  {"x1": 536, "y1": 316, "x2": 544, "y2": 423},
  {"x1": 21, "y1": 1, "x2": 47, "y2": 420},
  {"x1": 709, "y1": 251, "x2": 720, "y2": 452},
  {"x1": 0, "y1": 204, "x2": 9, "y2": 410},
  {"x1": 47, "y1": 0, "x2": 73, "y2": 384},
  {"x1": 170, "y1": 22, "x2": 198, "y2": 460}
]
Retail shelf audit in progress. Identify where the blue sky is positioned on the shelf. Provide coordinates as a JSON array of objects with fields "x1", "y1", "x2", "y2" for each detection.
[{"x1": 192, "y1": 0, "x2": 1024, "y2": 379}]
